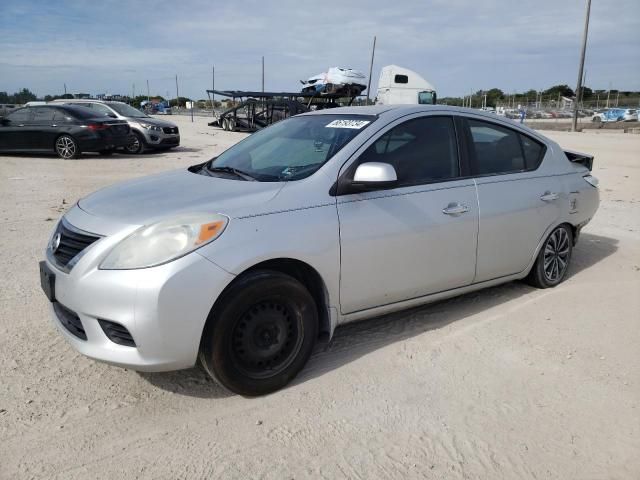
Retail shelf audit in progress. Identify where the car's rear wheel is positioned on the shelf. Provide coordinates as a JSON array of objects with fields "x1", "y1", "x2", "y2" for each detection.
[
  {"x1": 55, "y1": 135, "x2": 80, "y2": 159},
  {"x1": 125, "y1": 132, "x2": 145, "y2": 154},
  {"x1": 199, "y1": 270, "x2": 318, "y2": 396},
  {"x1": 526, "y1": 224, "x2": 573, "y2": 288}
]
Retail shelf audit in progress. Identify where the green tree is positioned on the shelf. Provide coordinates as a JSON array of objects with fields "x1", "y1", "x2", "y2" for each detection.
[{"x1": 542, "y1": 84, "x2": 574, "y2": 98}]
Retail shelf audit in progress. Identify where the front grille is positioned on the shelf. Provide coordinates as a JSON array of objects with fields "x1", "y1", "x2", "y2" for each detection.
[
  {"x1": 52, "y1": 220, "x2": 100, "y2": 269},
  {"x1": 98, "y1": 320, "x2": 136, "y2": 347},
  {"x1": 162, "y1": 126, "x2": 179, "y2": 134},
  {"x1": 53, "y1": 302, "x2": 87, "y2": 340}
]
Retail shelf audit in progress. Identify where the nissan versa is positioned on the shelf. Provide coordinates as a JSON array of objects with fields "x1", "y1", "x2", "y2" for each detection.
[{"x1": 40, "y1": 105, "x2": 599, "y2": 396}]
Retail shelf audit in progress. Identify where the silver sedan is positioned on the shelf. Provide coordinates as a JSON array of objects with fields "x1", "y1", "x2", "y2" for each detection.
[{"x1": 40, "y1": 105, "x2": 599, "y2": 395}]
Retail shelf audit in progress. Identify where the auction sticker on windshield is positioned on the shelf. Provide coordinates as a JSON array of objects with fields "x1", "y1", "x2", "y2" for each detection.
[{"x1": 325, "y1": 119, "x2": 370, "y2": 129}]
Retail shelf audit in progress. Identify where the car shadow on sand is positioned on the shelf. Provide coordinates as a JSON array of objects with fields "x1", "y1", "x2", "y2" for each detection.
[{"x1": 139, "y1": 232, "x2": 618, "y2": 399}]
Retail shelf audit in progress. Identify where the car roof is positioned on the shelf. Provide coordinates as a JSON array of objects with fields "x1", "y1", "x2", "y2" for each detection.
[
  {"x1": 51, "y1": 99, "x2": 125, "y2": 105},
  {"x1": 303, "y1": 104, "x2": 514, "y2": 121},
  {"x1": 303, "y1": 104, "x2": 548, "y2": 142}
]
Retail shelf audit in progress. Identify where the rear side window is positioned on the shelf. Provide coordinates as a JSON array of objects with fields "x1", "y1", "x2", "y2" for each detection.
[
  {"x1": 6, "y1": 108, "x2": 31, "y2": 123},
  {"x1": 520, "y1": 135, "x2": 545, "y2": 169},
  {"x1": 357, "y1": 116, "x2": 459, "y2": 186},
  {"x1": 467, "y1": 119, "x2": 544, "y2": 175},
  {"x1": 394, "y1": 74, "x2": 409, "y2": 84},
  {"x1": 31, "y1": 107, "x2": 57, "y2": 123}
]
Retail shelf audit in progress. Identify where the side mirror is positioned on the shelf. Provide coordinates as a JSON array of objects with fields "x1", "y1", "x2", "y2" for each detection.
[
  {"x1": 107, "y1": 113, "x2": 117, "y2": 118},
  {"x1": 351, "y1": 162, "x2": 397, "y2": 189}
]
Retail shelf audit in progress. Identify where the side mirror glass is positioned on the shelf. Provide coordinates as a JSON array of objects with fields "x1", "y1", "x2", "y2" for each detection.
[{"x1": 352, "y1": 162, "x2": 397, "y2": 188}]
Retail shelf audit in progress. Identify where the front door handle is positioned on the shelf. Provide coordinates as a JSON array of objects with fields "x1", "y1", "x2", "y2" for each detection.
[
  {"x1": 442, "y1": 203, "x2": 470, "y2": 216},
  {"x1": 540, "y1": 191, "x2": 559, "y2": 202}
]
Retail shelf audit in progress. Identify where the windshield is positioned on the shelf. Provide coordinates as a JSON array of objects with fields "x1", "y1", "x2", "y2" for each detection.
[
  {"x1": 205, "y1": 114, "x2": 375, "y2": 181},
  {"x1": 418, "y1": 91, "x2": 436, "y2": 105},
  {"x1": 108, "y1": 102, "x2": 148, "y2": 118}
]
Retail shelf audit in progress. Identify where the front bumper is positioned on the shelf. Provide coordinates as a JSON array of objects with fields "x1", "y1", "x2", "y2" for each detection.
[
  {"x1": 43, "y1": 210, "x2": 234, "y2": 372},
  {"x1": 139, "y1": 129, "x2": 180, "y2": 149}
]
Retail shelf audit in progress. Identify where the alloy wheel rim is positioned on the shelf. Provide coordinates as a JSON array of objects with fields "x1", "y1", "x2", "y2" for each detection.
[
  {"x1": 231, "y1": 300, "x2": 303, "y2": 379},
  {"x1": 543, "y1": 228, "x2": 570, "y2": 282},
  {"x1": 56, "y1": 137, "x2": 76, "y2": 158},
  {"x1": 126, "y1": 137, "x2": 140, "y2": 153}
]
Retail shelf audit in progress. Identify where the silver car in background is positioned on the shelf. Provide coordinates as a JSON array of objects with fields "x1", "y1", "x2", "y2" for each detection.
[
  {"x1": 39, "y1": 105, "x2": 599, "y2": 395},
  {"x1": 52, "y1": 99, "x2": 180, "y2": 154}
]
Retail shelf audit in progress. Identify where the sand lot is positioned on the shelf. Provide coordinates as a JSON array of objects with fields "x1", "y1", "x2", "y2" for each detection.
[{"x1": 1, "y1": 115, "x2": 639, "y2": 479}]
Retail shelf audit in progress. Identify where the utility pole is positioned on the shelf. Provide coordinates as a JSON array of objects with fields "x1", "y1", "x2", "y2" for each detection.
[
  {"x1": 261, "y1": 56, "x2": 265, "y2": 92},
  {"x1": 212, "y1": 64, "x2": 215, "y2": 112},
  {"x1": 175, "y1": 74, "x2": 179, "y2": 108},
  {"x1": 146, "y1": 79, "x2": 150, "y2": 102},
  {"x1": 64, "y1": 83, "x2": 67, "y2": 96},
  {"x1": 133, "y1": 83, "x2": 136, "y2": 100},
  {"x1": 615, "y1": 91, "x2": 619, "y2": 107},
  {"x1": 572, "y1": 0, "x2": 591, "y2": 131},
  {"x1": 366, "y1": 36, "x2": 376, "y2": 105}
]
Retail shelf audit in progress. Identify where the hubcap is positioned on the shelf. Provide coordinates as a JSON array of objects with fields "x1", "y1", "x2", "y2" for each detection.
[
  {"x1": 543, "y1": 228, "x2": 570, "y2": 282},
  {"x1": 56, "y1": 136, "x2": 76, "y2": 158},
  {"x1": 231, "y1": 301, "x2": 302, "y2": 379}
]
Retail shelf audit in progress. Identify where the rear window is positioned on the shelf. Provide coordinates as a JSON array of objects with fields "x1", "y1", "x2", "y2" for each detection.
[{"x1": 394, "y1": 74, "x2": 409, "y2": 84}]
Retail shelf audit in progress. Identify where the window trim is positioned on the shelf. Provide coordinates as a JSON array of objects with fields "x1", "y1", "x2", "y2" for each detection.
[{"x1": 334, "y1": 114, "x2": 469, "y2": 195}]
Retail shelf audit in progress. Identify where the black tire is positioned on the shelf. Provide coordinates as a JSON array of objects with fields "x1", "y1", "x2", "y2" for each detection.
[
  {"x1": 124, "y1": 131, "x2": 146, "y2": 154},
  {"x1": 228, "y1": 117, "x2": 236, "y2": 132},
  {"x1": 55, "y1": 135, "x2": 80, "y2": 159},
  {"x1": 526, "y1": 224, "x2": 573, "y2": 289},
  {"x1": 199, "y1": 270, "x2": 318, "y2": 396},
  {"x1": 222, "y1": 117, "x2": 229, "y2": 131}
]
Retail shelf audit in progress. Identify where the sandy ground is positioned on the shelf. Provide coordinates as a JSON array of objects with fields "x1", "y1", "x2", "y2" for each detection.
[{"x1": 1, "y1": 115, "x2": 639, "y2": 479}]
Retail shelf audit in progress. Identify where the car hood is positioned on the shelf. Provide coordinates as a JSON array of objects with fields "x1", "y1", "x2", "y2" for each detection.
[
  {"x1": 127, "y1": 116, "x2": 177, "y2": 128},
  {"x1": 78, "y1": 168, "x2": 285, "y2": 225}
]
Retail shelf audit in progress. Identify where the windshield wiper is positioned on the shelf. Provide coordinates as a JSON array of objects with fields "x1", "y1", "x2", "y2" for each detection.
[{"x1": 207, "y1": 165, "x2": 257, "y2": 181}]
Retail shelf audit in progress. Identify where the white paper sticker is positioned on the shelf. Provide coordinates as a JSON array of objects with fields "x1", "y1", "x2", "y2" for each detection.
[{"x1": 325, "y1": 119, "x2": 370, "y2": 129}]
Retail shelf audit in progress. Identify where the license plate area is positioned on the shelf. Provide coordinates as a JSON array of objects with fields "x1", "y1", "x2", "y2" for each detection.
[{"x1": 39, "y1": 261, "x2": 56, "y2": 302}]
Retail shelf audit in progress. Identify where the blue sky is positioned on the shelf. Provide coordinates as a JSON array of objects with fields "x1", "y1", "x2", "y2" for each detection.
[{"x1": 1, "y1": 0, "x2": 639, "y2": 99}]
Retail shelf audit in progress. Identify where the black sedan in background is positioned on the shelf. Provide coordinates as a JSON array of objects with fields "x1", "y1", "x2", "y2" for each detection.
[{"x1": 0, "y1": 105, "x2": 133, "y2": 159}]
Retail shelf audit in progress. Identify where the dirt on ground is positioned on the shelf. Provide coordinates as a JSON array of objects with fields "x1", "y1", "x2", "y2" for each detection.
[{"x1": 1, "y1": 116, "x2": 639, "y2": 479}]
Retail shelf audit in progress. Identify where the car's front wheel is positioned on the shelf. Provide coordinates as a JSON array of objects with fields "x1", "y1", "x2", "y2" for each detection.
[
  {"x1": 55, "y1": 135, "x2": 80, "y2": 159},
  {"x1": 199, "y1": 270, "x2": 318, "y2": 396},
  {"x1": 527, "y1": 224, "x2": 573, "y2": 288},
  {"x1": 124, "y1": 132, "x2": 146, "y2": 154}
]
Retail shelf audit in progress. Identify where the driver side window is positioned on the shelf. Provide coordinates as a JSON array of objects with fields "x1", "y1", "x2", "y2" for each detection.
[{"x1": 356, "y1": 116, "x2": 460, "y2": 187}]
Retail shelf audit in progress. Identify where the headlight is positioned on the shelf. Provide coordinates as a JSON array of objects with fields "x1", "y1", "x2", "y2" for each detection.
[
  {"x1": 100, "y1": 213, "x2": 228, "y2": 270},
  {"x1": 139, "y1": 123, "x2": 162, "y2": 131}
]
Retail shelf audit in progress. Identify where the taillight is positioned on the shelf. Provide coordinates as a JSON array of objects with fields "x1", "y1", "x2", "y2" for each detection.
[
  {"x1": 87, "y1": 123, "x2": 108, "y2": 131},
  {"x1": 583, "y1": 175, "x2": 599, "y2": 188}
]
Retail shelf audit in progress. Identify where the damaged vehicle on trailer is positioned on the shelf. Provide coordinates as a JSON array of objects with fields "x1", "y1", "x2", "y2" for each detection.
[{"x1": 300, "y1": 67, "x2": 367, "y2": 96}]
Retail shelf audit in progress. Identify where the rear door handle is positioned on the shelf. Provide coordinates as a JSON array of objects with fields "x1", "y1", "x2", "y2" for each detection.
[
  {"x1": 442, "y1": 203, "x2": 470, "y2": 216},
  {"x1": 540, "y1": 191, "x2": 559, "y2": 202}
]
